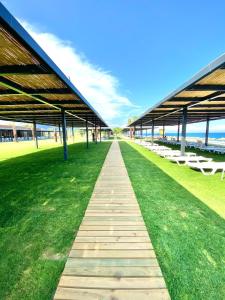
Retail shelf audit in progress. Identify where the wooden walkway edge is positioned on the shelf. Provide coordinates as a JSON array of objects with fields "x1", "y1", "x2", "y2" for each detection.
[{"x1": 54, "y1": 141, "x2": 170, "y2": 300}]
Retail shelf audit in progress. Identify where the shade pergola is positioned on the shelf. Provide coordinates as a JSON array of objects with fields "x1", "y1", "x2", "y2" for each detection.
[
  {"x1": 0, "y1": 4, "x2": 109, "y2": 158},
  {"x1": 128, "y1": 54, "x2": 225, "y2": 154}
]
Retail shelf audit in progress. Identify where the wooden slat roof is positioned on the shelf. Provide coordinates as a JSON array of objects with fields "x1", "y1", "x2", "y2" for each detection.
[
  {"x1": 129, "y1": 54, "x2": 225, "y2": 127},
  {"x1": 0, "y1": 3, "x2": 109, "y2": 128}
]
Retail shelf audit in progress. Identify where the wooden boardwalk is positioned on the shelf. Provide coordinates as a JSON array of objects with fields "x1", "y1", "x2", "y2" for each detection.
[{"x1": 54, "y1": 141, "x2": 170, "y2": 300}]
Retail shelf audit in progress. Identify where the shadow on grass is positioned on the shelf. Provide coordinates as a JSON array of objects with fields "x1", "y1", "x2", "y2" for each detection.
[
  {"x1": 120, "y1": 141, "x2": 225, "y2": 300},
  {"x1": 0, "y1": 141, "x2": 111, "y2": 300}
]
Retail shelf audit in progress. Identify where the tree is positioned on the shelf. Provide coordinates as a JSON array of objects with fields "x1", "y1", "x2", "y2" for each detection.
[{"x1": 113, "y1": 127, "x2": 122, "y2": 136}]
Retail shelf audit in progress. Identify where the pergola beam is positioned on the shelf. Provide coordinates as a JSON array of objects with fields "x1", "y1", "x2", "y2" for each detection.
[
  {"x1": 0, "y1": 64, "x2": 51, "y2": 75},
  {"x1": 189, "y1": 84, "x2": 225, "y2": 92}
]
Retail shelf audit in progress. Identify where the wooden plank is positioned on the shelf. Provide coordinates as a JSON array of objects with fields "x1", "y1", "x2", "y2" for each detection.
[
  {"x1": 85, "y1": 209, "x2": 140, "y2": 213},
  {"x1": 87, "y1": 206, "x2": 139, "y2": 210},
  {"x1": 65, "y1": 258, "x2": 159, "y2": 267},
  {"x1": 54, "y1": 287, "x2": 169, "y2": 300},
  {"x1": 75, "y1": 237, "x2": 150, "y2": 243},
  {"x1": 54, "y1": 288, "x2": 170, "y2": 300},
  {"x1": 58, "y1": 276, "x2": 166, "y2": 289},
  {"x1": 81, "y1": 221, "x2": 145, "y2": 226},
  {"x1": 69, "y1": 249, "x2": 156, "y2": 258},
  {"x1": 83, "y1": 216, "x2": 143, "y2": 221},
  {"x1": 85, "y1": 213, "x2": 141, "y2": 217},
  {"x1": 72, "y1": 242, "x2": 153, "y2": 250},
  {"x1": 77, "y1": 231, "x2": 149, "y2": 237},
  {"x1": 63, "y1": 266, "x2": 162, "y2": 277},
  {"x1": 79, "y1": 225, "x2": 146, "y2": 231}
]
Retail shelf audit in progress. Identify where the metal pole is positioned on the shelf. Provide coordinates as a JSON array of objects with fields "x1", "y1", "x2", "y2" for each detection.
[
  {"x1": 86, "y1": 118, "x2": 89, "y2": 149},
  {"x1": 61, "y1": 109, "x2": 68, "y2": 160},
  {"x1": 151, "y1": 120, "x2": 154, "y2": 145},
  {"x1": 205, "y1": 117, "x2": 210, "y2": 146},
  {"x1": 13, "y1": 125, "x2": 17, "y2": 142},
  {"x1": 72, "y1": 122, "x2": 75, "y2": 143},
  {"x1": 177, "y1": 120, "x2": 180, "y2": 142},
  {"x1": 58, "y1": 123, "x2": 62, "y2": 144},
  {"x1": 180, "y1": 107, "x2": 187, "y2": 156},
  {"x1": 33, "y1": 120, "x2": 38, "y2": 149},
  {"x1": 95, "y1": 121, "x2": 97, "y2": 144},
  {"x1": 54, "y1": 127, "x2": 58, "y2": 142}
]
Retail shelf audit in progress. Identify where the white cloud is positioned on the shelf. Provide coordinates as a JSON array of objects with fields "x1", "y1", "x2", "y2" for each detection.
[{"x1": 20, "y1": 20, "x2": 139, "y2": 127}]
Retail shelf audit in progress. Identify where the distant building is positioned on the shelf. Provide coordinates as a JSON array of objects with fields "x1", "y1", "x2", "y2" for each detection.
[{"x1": 0, "y1": 124, "x2": 54, "y2": 142}]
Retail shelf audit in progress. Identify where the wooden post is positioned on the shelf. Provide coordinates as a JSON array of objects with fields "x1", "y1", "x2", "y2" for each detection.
[{"x1": 100, "y1": 125, "x2": 102, "y2": 142}]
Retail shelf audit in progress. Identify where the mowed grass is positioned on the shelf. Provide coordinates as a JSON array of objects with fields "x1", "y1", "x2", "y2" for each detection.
[
  {"x1": 0, "y1": 141, "x2": 111, "y2": 300},
  {"x1": 132, "y1": 140, "x2": 225, "y2": 218},
  {"x1": 0, "y1": 138, "x2": 77, "y2": 161},
  {"x1": 120, "y1": 141, "x2": 225, "y2": 300}
]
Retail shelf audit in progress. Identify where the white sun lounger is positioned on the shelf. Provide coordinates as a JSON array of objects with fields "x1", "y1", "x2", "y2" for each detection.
[
  {"x1": 146, "y1": 146, "x2": 170, "y2": 151},
  {"x1": 158, "y1": 151, "x2": 196, "y2": 158},
  {"x1": 167, "y1": 156, "x2": 212, "y2": 166},
  {"x1": 187, "y1": 161, "x2": 225, "y2": 179}
]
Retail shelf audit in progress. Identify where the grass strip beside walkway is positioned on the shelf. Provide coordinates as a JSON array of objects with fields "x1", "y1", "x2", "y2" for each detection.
[
  {"x1": 120, "y1": 141, "x2": 225, "y2": 300},
  {"x1": 0, "y1": 141, "x2": 111, "y2": 300}
]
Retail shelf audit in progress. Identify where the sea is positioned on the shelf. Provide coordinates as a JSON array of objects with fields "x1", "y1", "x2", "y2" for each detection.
[{"x1": 139, "y1": 132, "x2": 225, "y2": 139}]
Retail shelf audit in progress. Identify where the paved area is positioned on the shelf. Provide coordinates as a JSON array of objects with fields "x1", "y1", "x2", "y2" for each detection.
[{"x1": 54, "y1": 141, "x2": 170, "y2": 299}]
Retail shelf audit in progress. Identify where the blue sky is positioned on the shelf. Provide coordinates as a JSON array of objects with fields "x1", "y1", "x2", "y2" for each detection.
[{"x1": 2, "y1": 0, "x2": 225, "y2": 131}]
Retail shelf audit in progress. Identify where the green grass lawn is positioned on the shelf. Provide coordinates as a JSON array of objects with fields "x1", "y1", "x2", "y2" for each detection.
[
  {"x1": 0, "y1": 138, "x2": 77, "y2": 161},
  {"x1": 120, "y1": 141, "x2": 225, "y2": 300},
  {"x1": 0, "y1": 141, "x2": 111, "y2": 300},
  {"x1": 132, "y1": 140, "x2": 225, "y2": 219}
]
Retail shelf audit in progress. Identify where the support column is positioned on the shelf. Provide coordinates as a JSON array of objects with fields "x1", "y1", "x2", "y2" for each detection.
[
  {"x1": 54, "y1": 127, "x2": 58, "y2": 142},
  {"x1": 162, "y1": 123, "x2": 165, "y2": 139},
  {"x1": 95, "y1": 121, "x2": 97, "y2": 144},
  {"x1": 180, "y1": 107, "x2": 187, "y2": 156},
  {"x1": 134, "y1": 126, "x2": 136, "y2": 139},
  {"x1": 12, "y1": 125, "x2": 17, "y2": 142},
  {"x1": 58, "y1": 123, "x2": 62, "y2": 144},
  {"x1": 72, "y1": 123, "x2": 75, "y2": 143},
  {"x1": 177, "y1": 120, "x2": 180, "y2": 142},
  {"x1": 86, "y1": 118, "x2": 89, "y2": 149},
  {"x1": 100, "y1": 125, "x2": 102, "y2": 142},
  {"x1": 140, "y1": 122, "x2": 143, "y2": 142},
  {"x1": 151, "y1": 120, "x2": 154, "y2": 145},
  {"x1": 205, "y1": 117, "x2": 210, "y2": 146},
  {"x1": 33, "y1": 121, "x2": 38, "y2": 149},
  {"x1": 61, "y1": 109, "x2": 68, "y2": 160}
]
